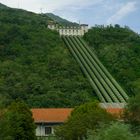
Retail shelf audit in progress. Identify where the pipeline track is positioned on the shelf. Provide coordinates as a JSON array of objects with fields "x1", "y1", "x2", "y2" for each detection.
[{"x1": 62, "y1": 36, "x2": 129, "y2": 104}]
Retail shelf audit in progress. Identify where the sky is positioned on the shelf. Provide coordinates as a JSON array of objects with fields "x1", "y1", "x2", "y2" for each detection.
[{"x1": 0, "y1": 0, "x2": 140, "y2": 33}]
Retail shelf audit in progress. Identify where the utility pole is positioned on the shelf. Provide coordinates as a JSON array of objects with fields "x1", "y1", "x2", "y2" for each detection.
[{"x1": 40, "y1": 8, "x2": 43, "y2": 14}]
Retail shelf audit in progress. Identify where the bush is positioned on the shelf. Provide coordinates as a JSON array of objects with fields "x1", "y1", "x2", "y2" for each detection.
[{"x1": 87, "y1": 122, "x2": 139, "y2": 140}]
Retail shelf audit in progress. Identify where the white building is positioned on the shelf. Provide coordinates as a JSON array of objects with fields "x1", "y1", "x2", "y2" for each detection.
[
  {"x1": 48, "y1": 24, "x2": 88, "y2": 36},
  {"x1": 31, "y1": 105, "x2": 124, "y2": 139},
  {"x1": 32, "y1": 108, "x2": 72, "y2": 139}
]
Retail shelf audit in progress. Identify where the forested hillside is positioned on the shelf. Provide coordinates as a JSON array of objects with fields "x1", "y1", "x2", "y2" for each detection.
[
  {"x1": 0, "y1": 3, "x2": 8, "y2": 9},
  {"x1": 84, "y1": 25, "x2": 140, "y2": 96},
  {"x1": 0, "y1": 4, "x2": 94, "y2": 107}
]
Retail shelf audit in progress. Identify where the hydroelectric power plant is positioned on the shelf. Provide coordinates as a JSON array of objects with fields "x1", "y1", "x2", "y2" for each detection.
[
  {"x1": 48, "y1": 23, "x2": 88, "y2": 36},
  {"x1": 48, "y1": 23, "x2": 129, "y2": 108}
]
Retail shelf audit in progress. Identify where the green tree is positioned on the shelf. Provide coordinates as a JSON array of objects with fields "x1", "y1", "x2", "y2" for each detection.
[
  {"x1": 0, "y1": 5, "x2": 95, "y2": 107},
  {"x1": 55, "y1": 102, "x2": 114, "y2": 140},
  {"x1": 124, "y1": 93, "x2": 140, "y2": 133},
  {"x1": 0, "y1": 101, "x2": 36, "y2": 140},
  {"x1": 87, "y1": 122, "x2": 138, "y2": 140}
]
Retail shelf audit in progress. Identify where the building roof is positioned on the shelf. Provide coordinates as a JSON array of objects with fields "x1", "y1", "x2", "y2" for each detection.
[
  {"x1": 106, "y1": 108, "x2": 124, "y2": 116},
  {"x1": 80, "y1": 24, "x2": 88, "y2": 26},
  {"x1": 32, "y1": 108, "x2": 73, "y2": 123},
  {"x1": 32, "y1": 107, "x2": 124, "y2": 123}
]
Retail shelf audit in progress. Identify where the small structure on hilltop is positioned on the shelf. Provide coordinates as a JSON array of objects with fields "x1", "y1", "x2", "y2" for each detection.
[{"x1": 48, "y1": 23, "x2": 88, "y2": 36}]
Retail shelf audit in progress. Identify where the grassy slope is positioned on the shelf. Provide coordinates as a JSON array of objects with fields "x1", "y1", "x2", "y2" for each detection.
[
  {"x1": 84, "y1": 25, "x2": 140, "y2": 96},
  {"x1": 0, "y1": 5, "x2": 95, "y2": 107}
]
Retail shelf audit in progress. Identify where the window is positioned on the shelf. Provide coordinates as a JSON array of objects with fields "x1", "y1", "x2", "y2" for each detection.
[{"x1": 45, "y1": 127, "x2": 52, "y2": 135}]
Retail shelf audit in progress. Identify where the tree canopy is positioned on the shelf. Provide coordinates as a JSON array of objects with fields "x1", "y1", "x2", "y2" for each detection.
[
  {"x1": 55, "y1": 102, "x2": 114, "y2": 140},
  {"x1": 0, "y1": 101, "x2": 36, "y2": 140},
  {"x1": 124, "y1": 93, "x2": 140, "y2": 133},
  {"x1": 0, "y1": 5, "x2": 95, "y2": 108},
  {"x1": 87, "y1": 122, "x2": 139, "y2": 140}
]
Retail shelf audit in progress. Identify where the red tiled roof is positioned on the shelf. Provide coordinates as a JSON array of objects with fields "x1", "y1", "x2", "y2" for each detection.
[
  {"x1": 32, "y1": 108, "x2": 73, "y2": 123},
  {"x1": 106, "y1": 108, "x2": 124, "y2": 117},
  {"x1": 31, "y1": 108, "x2": 124, "y2": 123}
]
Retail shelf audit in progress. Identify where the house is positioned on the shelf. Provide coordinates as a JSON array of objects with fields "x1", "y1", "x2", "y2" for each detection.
[
  {"x1": 32, "y1": 108, "x2": 72, "y2": 138},
  {"x1": 32, "y1": 104, "x2": 124, "y2": 138}
]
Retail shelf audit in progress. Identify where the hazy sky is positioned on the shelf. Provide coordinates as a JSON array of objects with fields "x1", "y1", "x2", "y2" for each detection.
[{"x1": 0, "y1": 0, "x2": 140, "y2": 33}]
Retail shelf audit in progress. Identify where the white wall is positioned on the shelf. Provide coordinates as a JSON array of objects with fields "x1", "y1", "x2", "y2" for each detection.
[{"x1": 36, "y1": 124, "x2": 55, "y2": 137}]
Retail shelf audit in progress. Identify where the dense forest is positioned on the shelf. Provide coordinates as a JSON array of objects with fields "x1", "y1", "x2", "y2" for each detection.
[
  {"x1": 1, "y1": 3, "x2": 140, "y2": 108},
  {"x1": 84, "y1": 25, "x2": 140, "y2": 96},
  {"x1": 0, "y1": 4, "x2": 95, "y2": 107},
  {"x1": 1, "y1": 2, "x2": 140, "y2": 140}
]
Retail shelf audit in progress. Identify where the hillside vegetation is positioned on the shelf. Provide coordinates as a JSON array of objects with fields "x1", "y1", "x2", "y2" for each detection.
[
  {"x1": 0, "y1": 4, "x2": 94, "y2": 107},
  {"x1": 84, "y1": 25, "x2": 140, "y2": 96},
  {"x1": 0, "y1": 3, "x2": 8, "y2": 9}
]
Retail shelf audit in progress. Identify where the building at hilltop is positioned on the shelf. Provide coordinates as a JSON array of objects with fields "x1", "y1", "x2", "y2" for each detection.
[{"x1": 48, "y1": 23, "x2": 88, "y2": 36}]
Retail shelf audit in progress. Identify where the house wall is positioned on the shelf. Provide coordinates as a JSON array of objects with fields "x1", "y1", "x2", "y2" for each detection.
[
  {"x1": 36, "y1": 123, "x2": 62, "y2": 137},
  {"x1": 36, "y1": 124, "x2": 55, "y2": 137}
]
